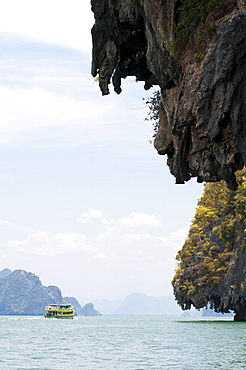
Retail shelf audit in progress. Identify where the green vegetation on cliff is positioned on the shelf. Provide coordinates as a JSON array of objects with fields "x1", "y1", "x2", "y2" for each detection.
[
  {"x1": 143, "y1": 90, "x2": 161, "y2": 142},
  {"x1": 172, "y1": 168, "x2": 246, "y2": 320},
  {"x1": 174, "y1": 0, "x2": 219, "y2": 48}
]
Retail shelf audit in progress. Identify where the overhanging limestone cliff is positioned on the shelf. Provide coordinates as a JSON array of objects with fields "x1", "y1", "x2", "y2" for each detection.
[
  {"x1": 172, "y1": 168, "x2": 246, "y2": 321},
  {"x1": 91, "y1": 0, "x2": 246, "y2": 189}
]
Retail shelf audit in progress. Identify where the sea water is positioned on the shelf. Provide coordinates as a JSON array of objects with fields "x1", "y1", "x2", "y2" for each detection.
[{"x1": 0, "y1": 315, "x2": 245, "y2": 369}]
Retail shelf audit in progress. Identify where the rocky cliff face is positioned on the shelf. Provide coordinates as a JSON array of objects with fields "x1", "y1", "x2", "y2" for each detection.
[
  {"x1": 0, "y1": 269, "x2": 102, "y2": 316},
  {"x1": 0, "y1": 269, "x2": 63, "y2": 315},
  {"x1": 172, "y1": 168, "x2": 246, "y2": 321},
  {"x1": 91, "y1": 0, "x2": 246, "y2": 189}
]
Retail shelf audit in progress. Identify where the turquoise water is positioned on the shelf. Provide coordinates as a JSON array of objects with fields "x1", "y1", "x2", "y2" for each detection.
[{"x1": 0, "y1": 315, "x2": 245, "y2": 369}]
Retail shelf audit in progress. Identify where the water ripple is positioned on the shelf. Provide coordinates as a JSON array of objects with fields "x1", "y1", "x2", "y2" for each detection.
[{"x1": 0, "y1": 315, "x2": 244, "y2": 369}]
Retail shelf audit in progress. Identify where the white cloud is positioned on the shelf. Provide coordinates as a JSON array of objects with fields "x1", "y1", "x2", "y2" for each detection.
[
  {"x1": 76, "y1": 210, "x2": 161, "y2": 229},
  {"x1": 158, "y1": 227, "x2": 189, "y2": 252},
  {"x1": 97, "y1": 226, "x2": 115, "y2": 240},
  {"x1": 5, "y1": 212, "x2": 183, "y2": 261},
  {"x1": 76, "y1": 208, "x2": 104, "y2": 224},
  {"x1": 170, "y1": 227, "x2": 189, "y2": 241},
  {"x1": 0, "y1": 1, "x2": 94, "y2": 53},
  {"x1": 118, "y1": 212, "x2": 162, "y2": 228},
  {"x1": 2, "y1": 211, "x2": 189, "y2": 298},
  {"x1": 8, "y1": 231, "x2": 90, "y2": 256},
  {"x1": 0, "y1": 32, "x2": 153, "y2": 148},
  {"x1": 0, "y1": 86, "x2": 112, "y2": 129},
  {"x1": 0, "y1": 85, "x2": 118, "y2": 145}
]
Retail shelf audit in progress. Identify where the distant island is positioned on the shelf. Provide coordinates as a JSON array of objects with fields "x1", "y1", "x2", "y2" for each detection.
[
  {"x1": 0, "y1": 269, "x2": 232, "y2": 317},
  {"x1": 114, "y1": 292, "x2": 183, "y2": 316},
  {"x1": 0, "y1": 269, "x2": 101, "y2": 316},
  {"x1": 93, "y1": 292, "x2": 184, "y2": 316},
  {"x1": 93, "y1": 292, "x2": 233, "y2": 317}
]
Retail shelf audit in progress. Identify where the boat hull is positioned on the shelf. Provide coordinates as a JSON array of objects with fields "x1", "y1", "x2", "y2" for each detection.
[{"x1": 45, "y1": 316, "x2": 74, "y2": 319}]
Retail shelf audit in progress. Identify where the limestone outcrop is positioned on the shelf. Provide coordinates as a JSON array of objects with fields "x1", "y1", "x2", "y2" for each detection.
[
  {"x1": 80, "y1": 302, "x2": 102, "y2": 316},
  {"x1": 91, "y1": 0, "x2": 246, "y2": 189},
  {"x1": 172, "y1": 168, "x2": 246, "y2": 321},
  {"x1": 0, "y1": 269, "x2": 63, "y2": 315},
  {"x1": 0, "y1": 269, "x2": 102, "y2": 316}
]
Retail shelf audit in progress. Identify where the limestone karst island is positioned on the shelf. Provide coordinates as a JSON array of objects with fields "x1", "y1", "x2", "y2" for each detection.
[
  {"x1": 0, "y1": 269, "x2": 101, "y2": 316},
  {"x1": 90, "y1": 0, "x2": 246, "y2": 320}
]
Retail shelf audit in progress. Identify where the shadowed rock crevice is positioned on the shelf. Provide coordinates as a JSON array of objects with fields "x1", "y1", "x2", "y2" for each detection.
[{"x1": 91, "y1": 0, "x2": 246, "y2": 189}]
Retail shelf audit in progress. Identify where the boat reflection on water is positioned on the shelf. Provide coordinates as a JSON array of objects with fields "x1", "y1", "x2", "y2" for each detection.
[{"x1": 45, "y1": 303, "x2": 75, "y2": 319}]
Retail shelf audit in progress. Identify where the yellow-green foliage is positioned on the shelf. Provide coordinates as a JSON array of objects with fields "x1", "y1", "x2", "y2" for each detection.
[{"x1": 172, "y1": 168, "x2": 246, "y2": 310}]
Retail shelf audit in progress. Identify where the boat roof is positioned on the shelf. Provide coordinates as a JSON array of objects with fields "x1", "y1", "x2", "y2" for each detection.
[{"x1": 48, "y1": 303, "x2": 71, "y2": 307}]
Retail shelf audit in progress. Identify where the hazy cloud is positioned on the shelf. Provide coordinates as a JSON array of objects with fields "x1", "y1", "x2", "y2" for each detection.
[
  {"x1": 118, "y1": 212, "x2": 162, "y2": 228},
  {"x1": 76, "y1": 208, "x2": 104, "y2": 224},
  {"x1": 0, "y1": 86, "x2": 113, "y2": 130},
  {"x1": 2, "y1": 209, "x2": 190, "y2": 298},
  {"x1": 7, "y1": 231, "x2": 90, "y2": 256}
]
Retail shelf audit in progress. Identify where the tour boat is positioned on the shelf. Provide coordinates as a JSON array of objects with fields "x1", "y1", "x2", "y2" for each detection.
[{"x1": 45, "y1": 303, "x2": 75, "y2": 319}]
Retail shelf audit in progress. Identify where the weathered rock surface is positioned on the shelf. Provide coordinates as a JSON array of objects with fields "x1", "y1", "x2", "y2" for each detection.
[
  {"x1": 172, "y1": 168, "x2": 246, "y2": 321},
  {"x1": 0, "y1": 269, "x2": 63, "y2": 315},
  {"x1": 91, "y1": 0, "x2": 246, "y2": 189}
]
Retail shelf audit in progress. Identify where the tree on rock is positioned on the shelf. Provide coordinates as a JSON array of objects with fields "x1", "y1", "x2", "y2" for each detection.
[{"x1": 172, "y1": 168, "x2": 246, "y2": 321}]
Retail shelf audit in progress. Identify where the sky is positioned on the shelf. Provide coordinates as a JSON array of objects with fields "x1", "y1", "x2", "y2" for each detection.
[{"x1": 0, "y1": 0, "x2": 203, "y2": 303}]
